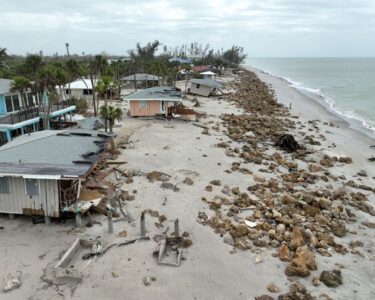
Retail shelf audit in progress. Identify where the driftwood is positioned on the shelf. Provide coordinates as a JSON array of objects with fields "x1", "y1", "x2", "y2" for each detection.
[
  {"x1": 275, "y1": 134, "x2": 301, "y2": 152},
  {"x1": 193, "y1": 123, "x2": 208, "y2": 129}
]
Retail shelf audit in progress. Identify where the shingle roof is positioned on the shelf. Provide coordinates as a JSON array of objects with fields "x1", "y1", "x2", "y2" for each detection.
[
  {"x1": 191, "y1": 79, "x2": 223, "y2": 89},
  {"x1": 121, "y1": 74, "x2": 160, "y2": 81},
  {"x1": 124, "y1": 86, "x2": 181, "y2": 102},
  {"x1": 0, "y1": 130, "x2": 106, "y2": 177},
  {"x1": 0, "y1": 78, "x2": 12, "y2": 94}
]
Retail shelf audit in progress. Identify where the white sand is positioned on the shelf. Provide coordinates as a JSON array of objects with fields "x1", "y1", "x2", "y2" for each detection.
[{"x1": 1, "y1": 72, "x2": 375, "y2": 300}]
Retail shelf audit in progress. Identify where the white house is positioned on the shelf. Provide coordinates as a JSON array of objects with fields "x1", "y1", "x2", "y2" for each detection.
[
  {"x1": 189, "y1": 79, "x2": 223, "y2": 97},
  {"x1": 59, "y1": 79, "x2": 96, "y2": 101},
  {"x1": 200, "y1": 71, "x2": 216, "y2": 80}
]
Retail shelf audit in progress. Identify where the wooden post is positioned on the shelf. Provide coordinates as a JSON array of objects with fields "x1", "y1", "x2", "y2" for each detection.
[
  {"x1": 174, "y1": 219, "x2": 179, "y2": 237},
  {"x1": 107, "y1": 211, "x2": 114, "y2": 234},
  {"x1": 140, "y1": 211, "x2": 146, "y2": 238}
]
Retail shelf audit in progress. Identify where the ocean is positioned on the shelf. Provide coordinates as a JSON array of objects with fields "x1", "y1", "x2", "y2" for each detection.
[{"x1": 246, "y1": 58, "x2": 375, "y2": 137}]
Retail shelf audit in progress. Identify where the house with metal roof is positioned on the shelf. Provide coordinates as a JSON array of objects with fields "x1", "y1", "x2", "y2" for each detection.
[
  {"x1": 189, "y1": 79, "x2": 223, "y2": 97},
  {"x1": 124, "y1": 86, "x2": 181, "y2": 117},
  {"x1": 120, "y1": 73, "x2": 160, "y2": 89},
  {"x1": 0, "y1": 78, "x2": 76, "y2": 145},
  {"x1": 0, "y1": 129, "x2": 107, "y2": 221},
  {"x1": 57, "y1": 79, "x2": 97, "y2": 101}
]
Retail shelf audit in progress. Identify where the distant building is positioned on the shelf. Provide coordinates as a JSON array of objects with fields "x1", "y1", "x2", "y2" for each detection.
[
  {"x1": 124, "y1": 86, "x2": 181, "y2": 117},
  {"x1": 0, "y1": 130, "x2": 108, "y2": 221},
  {"x1": 191, "y1": 65, "x2": 217, "y2": 74},
  {"x1": 60, "y1": 79, "x2": 95, "y2": 101},
  {"x1": 200, "y1": 71, "x2": 216, "y2": 80},
  {"x1": 168, "y1": 57, "x2": 192, "y2": 64},
  {"x1": 189, "y1": 79, "x2": 223, "y2": 97},
  {"x1": 0, "y1": 79, "x2": 75, "y2": 145},
  {"x1": 120, "y1": 74, "x2": 160, "y2": 89}
]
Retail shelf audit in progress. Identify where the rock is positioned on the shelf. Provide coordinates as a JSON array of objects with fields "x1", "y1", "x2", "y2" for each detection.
[
  {"x1": 182, "y1": 239, "x2": 193, "y2": 248},
  {"x1": 309, "y1": 164, "x2": 323, "y2": 173},
  {"x1": 254, "y1": 254, "x2": 264, "y2": 264},
  {"x1": 117, "y1": 230, "x2": 127, "y2": 238},
  {"x1": 312, "y1": 276, "x2": 320, "y2": 286},
  {"x1": 232, "y1": 224, "x2": 249, "y2": 238},
  {"x1": 357, "y1": 170, "x2": 367, "y2": 177},
  {"x1": 159, "y1": 215, "x2": 167, "y2": 222},
  {"x1": 330, "y1": 220, "x2": 346, "y2": 237},
  {"x1": 255, "y1": 296, "x2": 274, "y2": 300},
  {"x1": 223, "y1": 232, "x2": 234, "y2": 246},
  {"x1": 267, "y1": 283, "x2": 279, "y2": 293},
  {"x1": 320, "y1": 270, "x2": 343, "y2": 288},
  {"x1": 160, "y1": 182, "x2": 176, "y2": 190},
  {"x1": 285, "y1": 246, "x2": 316, "y2": 277},
  {"x1": 3, "y1": 278, "x2": 21, "y2": 292},
  {"x1": 143, "y1": 276, "x2": 156, "y2": 286},
  {"x1": 278, "y1": 282, "x2": 314, "y2": 300},
  {"x1": 289, "y1": 227, "x2": 306, "y2": 250},
  {"x1": 147, "y1": 171, "x2": 170, "y2": 182},
  {"x1": 279, "y1": 243, "x2": 291, "y2": 262},
  {"x1": 339, "y1": 157, "x2": 353, "y2": 164},
  {"x1": 112, "y1": 271, "x2": 120, "y2": 278},
  {"x1": 205, "y1": 185, "x2": 213, "y2": 192},
  {"x1": 210, "y1": 179, "x2": 222, "y2": 186},
  {"x1": 232, "y1": 187, "x2": 240, "y2": 195},
  {"x1": 183, "y1": 177, "x2": 194, "y2": 185}
]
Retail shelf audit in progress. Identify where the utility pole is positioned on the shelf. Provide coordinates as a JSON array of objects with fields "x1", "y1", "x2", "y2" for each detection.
[{"x1": 65, "y1": 43, "x2": 71, "y2": 105}]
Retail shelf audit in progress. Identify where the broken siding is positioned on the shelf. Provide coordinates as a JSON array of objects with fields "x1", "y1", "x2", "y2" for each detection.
[
  {"x1": 190, "y1": 84, "x2": 212, "y2": 97},
  {"x1": 129, "y1": 100, "x2": 161, "y2": 117},
  {"x1": 0, "y1": 177, "x2": 59, "y2": 217}
]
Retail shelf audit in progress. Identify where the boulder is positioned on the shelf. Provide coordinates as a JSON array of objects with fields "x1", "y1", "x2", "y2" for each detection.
[{"x1": 320, "y1": 270, "x2": 343, "y2": 288}]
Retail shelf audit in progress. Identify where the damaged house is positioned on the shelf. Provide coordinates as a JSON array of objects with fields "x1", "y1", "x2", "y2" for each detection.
[
  {"x1": 0, "y1": 130, "x2": 108, "y2": 222},
  {"x1": 189, "y1": 79, "x2": 223, "y2": 97},
  {"x1": 124, "y1": 86, "x2": 181, "y2": 117}
]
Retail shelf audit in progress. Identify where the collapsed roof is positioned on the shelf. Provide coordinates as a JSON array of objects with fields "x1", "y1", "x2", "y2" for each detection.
[{"x1": 0, "y1": 130, "x2": 107, "y2": 178}]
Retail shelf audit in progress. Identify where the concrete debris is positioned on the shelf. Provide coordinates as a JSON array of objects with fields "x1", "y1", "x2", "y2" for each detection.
[{"x1": 3, "y1": 277, "x2": 21, "y2": 293}]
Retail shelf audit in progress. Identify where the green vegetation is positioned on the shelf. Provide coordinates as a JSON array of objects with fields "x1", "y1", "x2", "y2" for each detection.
[{"x1": 0, "y1": 42, "x2": 247, "y2": 118}]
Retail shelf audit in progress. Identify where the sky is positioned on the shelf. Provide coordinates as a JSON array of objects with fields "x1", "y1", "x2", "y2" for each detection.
[{"x1": 1, "y1": 0, "x2": 375, "y2": 57}]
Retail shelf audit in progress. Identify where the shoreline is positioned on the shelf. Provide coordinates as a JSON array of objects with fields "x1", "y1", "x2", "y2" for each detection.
[{"x1": 244, "y1": 65, "x2": 375, "y2": 143}]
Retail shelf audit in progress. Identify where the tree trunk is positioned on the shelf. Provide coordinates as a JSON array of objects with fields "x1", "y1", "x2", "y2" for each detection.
[
  {"x1": 89, "y1": 75, "x2": 97, "y2": 116},
  {"x1": 109, "y1": 119, "x2": 113, "y2": 133}
]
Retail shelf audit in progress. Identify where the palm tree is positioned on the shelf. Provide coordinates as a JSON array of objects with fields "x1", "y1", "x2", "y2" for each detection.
[
  {"x1": 99, "y1": 105, "x2": 122, "y2": 133},
  {"x1": 107, "y1": 106, "x2": 122, "y2": 133},
  {"x1": 95, "y1": 75, "x2": 112, "y2": 108},
  {"x1": 11, "y1": 76, "x2": 32, "y2": 111},
  {"x1": 99, "y1": 105, "x2": 109, "y2": 132}
]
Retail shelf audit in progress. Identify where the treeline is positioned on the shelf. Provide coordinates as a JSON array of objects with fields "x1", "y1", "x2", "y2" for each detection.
[{"x1": 0, "y1": 41, "x2": 247, "y2": 116}]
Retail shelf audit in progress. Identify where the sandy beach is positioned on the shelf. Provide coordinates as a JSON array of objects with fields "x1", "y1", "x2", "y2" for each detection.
[{"x1": 1, "y1": 68, "x2": 375, "y2": 300}]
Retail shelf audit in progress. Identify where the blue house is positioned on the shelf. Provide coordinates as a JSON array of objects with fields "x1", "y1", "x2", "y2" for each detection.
[{"x1": 0, "y1": 78, "x2": 76, "y2": 145}]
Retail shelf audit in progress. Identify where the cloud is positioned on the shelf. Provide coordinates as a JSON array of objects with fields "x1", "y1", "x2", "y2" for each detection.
[{"x1": 0, "y1": 0, "x2": 375, "y2": 56}]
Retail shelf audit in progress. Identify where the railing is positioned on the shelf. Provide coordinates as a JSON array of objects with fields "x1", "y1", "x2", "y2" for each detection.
[
  {"x1": 0, "y1": 102, "x2": 73, "y2": 125},
  {"x1": 0, "y1": 106, "x2": 40, "y2": 125}
]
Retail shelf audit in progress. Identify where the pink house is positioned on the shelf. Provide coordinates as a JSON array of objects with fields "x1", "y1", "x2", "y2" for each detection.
[{"x1": 124, "y1": 86, "x2": 181, "y2": 117}]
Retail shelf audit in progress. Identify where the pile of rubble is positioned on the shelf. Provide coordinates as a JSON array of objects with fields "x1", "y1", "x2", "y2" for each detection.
[{"x1": 197, "y1": 69, "x2": 375, "y2": 297}]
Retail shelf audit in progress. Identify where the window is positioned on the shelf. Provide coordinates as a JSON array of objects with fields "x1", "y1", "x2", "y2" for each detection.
[
  {"x1": 196, "y1": 84, "x2": 200, "y2": 89},
  {"x1": 12, "y1": 94, "x2": 20, "y2": 111},
  {"x1": 25, "y1": 179, "x2": 39, "y2": 196},
  {"x1": 27, "y1": 93, "x2": 34, "y2": 106},
  {"x1": 83, "y1": 89, "x2": 93, "y2": 95},
  {"x1": 5, "y1": 95, "x2": 13, "y2": 113},
  {"x1": 5, "y1": 94, "x2": 21, "y2": 112},
  {"x1": 0, "y1": 177, "x2": 10, "y2": 193},
  {"x1": 139, "y1": 101, "x2": 147, "y2": 109}
]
